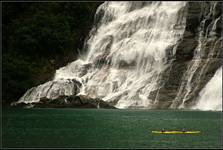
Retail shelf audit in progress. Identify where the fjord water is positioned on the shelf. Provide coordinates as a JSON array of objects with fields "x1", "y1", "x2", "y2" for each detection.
[{"x1": 3, "y1": 108, "x2": 222, "y2": 148}]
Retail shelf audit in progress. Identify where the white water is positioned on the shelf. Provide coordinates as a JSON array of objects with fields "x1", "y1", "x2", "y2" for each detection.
[
  {"x1": 173, "y1": 2, "x2": 222, "y2": 110},
  {"x1": 17, "y1": 2, "x2": 222, "y2": 110},
  {"x1": 17, "y1": 79, "x2": 81, "y2": 104},
  {"x1": 18, "y1": 2, "x2": 187, "y2": 108},
  {"x1": 56, "y1": 2, "x2": 187, "y2": 108},
  {"x1": 192, "y1": 67, "x2": 222, "y2": 111}
]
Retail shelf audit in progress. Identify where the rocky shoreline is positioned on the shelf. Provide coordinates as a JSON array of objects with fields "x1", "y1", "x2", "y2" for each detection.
[{"x1": 14, "y1": 95, "x2": 116, "y2": 109}]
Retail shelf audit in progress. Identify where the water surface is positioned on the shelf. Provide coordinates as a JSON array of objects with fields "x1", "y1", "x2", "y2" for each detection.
[{"x1": 2, "y1": 108, "x2": 222, "y2": 148}]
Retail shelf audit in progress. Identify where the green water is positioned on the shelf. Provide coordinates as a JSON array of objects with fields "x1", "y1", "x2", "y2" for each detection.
[{"x1": 2, "y1": 108, "x2": 222, "y2": 148}]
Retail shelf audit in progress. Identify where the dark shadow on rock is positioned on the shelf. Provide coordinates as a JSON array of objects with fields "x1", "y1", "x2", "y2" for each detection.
[{"x1": 14, "y1": 95, "x2": 117, "y2": 109}]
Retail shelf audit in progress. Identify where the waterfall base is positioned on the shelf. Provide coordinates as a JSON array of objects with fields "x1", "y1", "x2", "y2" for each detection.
[{"x1": 13, "y1": 95, "x2": 116, "y2": 109}]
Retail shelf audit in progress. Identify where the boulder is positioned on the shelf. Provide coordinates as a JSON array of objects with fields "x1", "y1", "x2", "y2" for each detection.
[{"x1": 30, "y1": 95, "x2": 116, "y2": 109}]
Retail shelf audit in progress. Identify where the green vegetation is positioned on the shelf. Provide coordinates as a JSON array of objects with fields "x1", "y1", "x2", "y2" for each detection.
[{"x1": 3, "y1": 2, "x2": 103, "y2": 104}]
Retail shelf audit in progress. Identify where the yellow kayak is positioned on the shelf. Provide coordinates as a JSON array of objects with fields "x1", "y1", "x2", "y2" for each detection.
[{"x1": 152, "y1": 131, "x2": 201, "y2": 134}]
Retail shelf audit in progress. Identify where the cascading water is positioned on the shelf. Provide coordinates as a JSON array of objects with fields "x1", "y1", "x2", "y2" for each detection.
[
  {"x1": 74, "y1": 1, "x2": 187, "y2": 108},
  {"x1": 192, "y1": 67, "x2": 222, "y2": 111},
  {"x1": 172, "y1": 2, "x2": 222, "y2": 109},
  {"x1": 16, "y1": 2, "x2": 187, "y2": 108},
  {"x1": 16, "y1": 2, "x2": 222, "y2": 110}
]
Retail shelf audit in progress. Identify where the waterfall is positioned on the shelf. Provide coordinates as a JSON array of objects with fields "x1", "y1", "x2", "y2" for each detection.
[
  {"x1": 55, "y1": 1, "x2": 187, "y2": 109},
  {"x1": 16, "y1": 2, "x2": 221, "y2": 110},
  {"x1": 172, "y1": 2, "x2": 222, "y2": 109},
  {"x1": 192, "y1": 67, "x2": 222, "y2": 111}
]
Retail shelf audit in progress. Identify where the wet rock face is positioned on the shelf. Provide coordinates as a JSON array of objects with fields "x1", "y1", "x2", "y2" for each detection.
[
  {"x1": 150, "y1": 2, "x2": 222, "y2": 109},
  {"x1": 176, "y1": 2, "x2": 201, "y2": 61},
  {"x1": 176, "y1": 2, "x2": 222, "y2": 61},
  {"x1": 147, "y1": 2, "x2": 202, "y2": 106},
  {"x1": 16, "y1": 79, "x2": 82, "y2": 104}
]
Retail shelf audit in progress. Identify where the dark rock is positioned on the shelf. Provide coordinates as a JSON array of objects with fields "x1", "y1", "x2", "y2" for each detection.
[
  {"x1": 148, "y1": 2, "x2": 222, "y2": 109},
  {"x1": 12, "y1": 102, "x2": 27, "y2": 107},
  {"x1": 32, "y1": 95, "x2": 116, "y2": 109},
  {"x1": 151, "y1": 101, "x2": 172, "y2": 109}
]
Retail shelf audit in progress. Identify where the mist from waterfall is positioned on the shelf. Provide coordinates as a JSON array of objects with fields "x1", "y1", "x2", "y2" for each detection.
[{"x1": 192, "y1": 67, "x2": 222, "y2": 111}]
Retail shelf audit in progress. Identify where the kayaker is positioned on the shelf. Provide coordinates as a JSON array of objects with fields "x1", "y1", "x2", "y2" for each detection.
[
  {"x1": 161, "y1": 128, "x2": 165, "y2": 133},
  {"x1": 182, "y1": 128, "x2": 186, "y2": 133}
]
